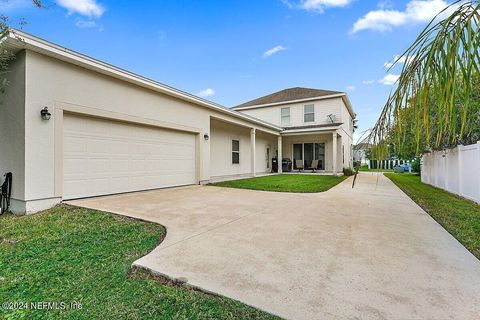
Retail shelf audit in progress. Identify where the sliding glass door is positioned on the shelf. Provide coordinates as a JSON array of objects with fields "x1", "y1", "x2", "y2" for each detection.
[
  {"x1": 304, "y1": 143, "x2": 314, "y2": 169},
  {"x1": 293, "y1": 144, "x2": 302, "y2": 169},
  {"x1": 292, "y1": 142, "x2": 325, "y2": 170},
  {"x1": 314, "y1": 143, "x2": 325, "y2": 170}
]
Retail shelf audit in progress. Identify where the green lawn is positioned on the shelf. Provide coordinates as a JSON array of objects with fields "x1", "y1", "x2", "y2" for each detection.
[
  {"x1": 385, "y1": 173, "x2": 480, "y2": 259},
  {"x1": 210, "y1": 174, "x2": 348, "y2": 193},
  {"x1": 358, "y1": 165, "x2": 393, "y2": 172},
  {"x1": 0, "y1": 205, "x2": 278, "y2": 320}
]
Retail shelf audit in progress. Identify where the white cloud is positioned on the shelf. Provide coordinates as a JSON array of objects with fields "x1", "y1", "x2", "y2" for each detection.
[
  {"x1": 74, "y1": 18, "x2": 103, "y2": 31},
  {"x1": 377, "y1": 0, "x2": 395, "y2": 10},
  {"x1": 384, "y1": 61, "x2": 395, "y2": 69},
  {"x1": 197, "y1": 88, "x2": 215, "y2": 98},
  {"x1": 352, "y1": 0, "x2": 458, "y2": 33},
  {"x1": 362, "y1": 80, "x2": 375, "y2": 85},
  {"x1": 281, "y1": 0, "x2": 353, "y2": 13},
  {"x1": 57, "y1": 0, "x2": 105, "y2": 18},
  {"x1": 302, "y1": 0, "x2": 353, "y2": 12},
  {"x1": 280, "y1": 0, "x2": 295, "y2": 9},
  {"x1": 346, "y1": 85, "x2": 356, "y2": 91},
  {"x1": 263, "y1": 45, "x2": 287, "y2": 58},
  {"x1": 379, "y1": 74, "x2": 400, "y2": 85},
  {"x1": 384, "y1": 54, "x2": 415, "y2": 68}
]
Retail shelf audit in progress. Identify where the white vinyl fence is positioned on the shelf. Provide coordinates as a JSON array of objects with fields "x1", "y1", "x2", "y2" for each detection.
[
  {"x1": 422, "y1": 141, "x2": 480, "y2": 203},
  {"x1": 368, "y1": 159, "x2": 411, "y2": 170}
]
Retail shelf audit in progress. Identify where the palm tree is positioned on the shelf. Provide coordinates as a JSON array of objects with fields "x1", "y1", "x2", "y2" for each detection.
[{"x1": 370, "y1": 1, "x2": 480, "y2": 159}]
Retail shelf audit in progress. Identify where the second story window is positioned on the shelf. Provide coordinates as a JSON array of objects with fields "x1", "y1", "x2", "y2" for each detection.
[
  {"x1": 281, "y1": 107, "x2": 290, "y2": 126},
  {"x1": 304, "y1": 104, "x2": 315, "y2": 122}
]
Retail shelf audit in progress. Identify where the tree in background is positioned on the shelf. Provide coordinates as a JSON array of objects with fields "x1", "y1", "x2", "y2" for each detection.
[
  {"x1": 0, "y1": 0, "x2": 43, "y2": 93},
  {"x1": 370, "y1": 1, "x2": 480, "y2": 159}
]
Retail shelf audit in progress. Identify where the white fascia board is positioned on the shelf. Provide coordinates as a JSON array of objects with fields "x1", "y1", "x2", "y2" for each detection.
[
  {"x1": 281, "y1": 126, "x2": 341, "y2": 135},
  {"x1": 341, "y1": 95, "x2": 356, "y2": 118},
  {"x1": 5, "y1": 29, "x2": 282, "y2": 132}
]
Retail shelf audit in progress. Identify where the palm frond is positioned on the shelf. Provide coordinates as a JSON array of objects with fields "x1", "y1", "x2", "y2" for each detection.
[{"x1": 370, "y1": 1, "x2": 480, "y2": 157}]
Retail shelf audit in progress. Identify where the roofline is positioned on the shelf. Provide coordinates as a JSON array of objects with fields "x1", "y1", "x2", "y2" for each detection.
[
  {"x1": 2, "y1": 29, "x2": 282, "y2": 132},
  {"x1": 340, "y1": 94, "x2": 356, "y2": 119},
  {"x1": 233, "y1": 92, "x2": 356, "y2": 119},
  {"x1": 281, "y1": 125, "x2": 342, "y2": 135},
  {"x1": 232, "y1": 93, "x2": 345, "y2": 110}
]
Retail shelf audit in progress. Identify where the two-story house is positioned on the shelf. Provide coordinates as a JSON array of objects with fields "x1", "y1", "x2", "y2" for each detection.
[
  {"x1": 1, "y1": 30, "x2": 356, "y2": 213},
  {"x1": 233, "y1": 87, "x2": 355, "y2": 174}
]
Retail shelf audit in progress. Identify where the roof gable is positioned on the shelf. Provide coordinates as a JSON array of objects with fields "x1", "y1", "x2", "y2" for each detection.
[{"x1": 234, "y1": 87, "x2": 343, "y2": 109}]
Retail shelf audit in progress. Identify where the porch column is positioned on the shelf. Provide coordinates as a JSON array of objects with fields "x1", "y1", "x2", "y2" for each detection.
[
  {"x1": 277, "y1": 135, "x2": 283, "y2": 173},
  {"x1": 332, "y1": 131, "x2": 338, "y2": 175},
  {"x1": 250, "y1": 128, "x2": 256, "y2": 176}
]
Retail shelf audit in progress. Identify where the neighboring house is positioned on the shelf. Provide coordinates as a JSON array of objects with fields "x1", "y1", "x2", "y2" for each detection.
[
  {"x1": 234, "y1": 87, "x2": 355, "y2": 173},
  {"x1": 0, "y1": 30, "x2": 354, "y2": 214},
  {"x1": 353, "y1": 143, "x2": 370, "y2": 165}
]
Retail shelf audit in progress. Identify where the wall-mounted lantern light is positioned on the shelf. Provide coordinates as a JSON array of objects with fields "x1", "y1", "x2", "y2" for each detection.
[
  {"x1": 204, "y1": 133, "x2": 209, "y2": 141},
  {"x1": 40, "y1": 107, "x2": 51, "y2": 121}
]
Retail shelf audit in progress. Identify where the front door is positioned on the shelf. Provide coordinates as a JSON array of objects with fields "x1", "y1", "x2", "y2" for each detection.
[{"x1": 266, "y1": 147, "x2": 270, "y2": 169}]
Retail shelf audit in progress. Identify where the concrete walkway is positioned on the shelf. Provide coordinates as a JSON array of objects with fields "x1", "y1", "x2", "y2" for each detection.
[{"x1": 68, "y1": 173, "x2": 480, "y2": 320}]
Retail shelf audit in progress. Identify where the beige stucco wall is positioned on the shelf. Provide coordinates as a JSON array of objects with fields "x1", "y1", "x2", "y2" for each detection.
[
  {"x1": 255, "y1": 130, "x2": 277, "y2": 174},
  {"x1": 238, "y1": 97, "x2": 345, "y2": 128},
  {"x1": 19, "y1": 49, "x2": 278, "y2": 209},
  {"x1": 0, "y1": 51, "x2": 26, "y2": 212},
  {"x1": 210, "y1": 119, "x2": 277, "y2": 179},
  {"x1": 339, "y1": 101, "x2": 354, "y2": 169}
]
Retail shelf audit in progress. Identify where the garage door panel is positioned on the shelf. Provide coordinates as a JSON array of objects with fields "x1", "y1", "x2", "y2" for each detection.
[
  {"x1": 87, "y1": 138, "x2": 112, "y2": 154},
  {"x1": 64, "y1": 136, "x2": 88, "y2": 153},
  {"x1": 110, "y1": 159, "x2": 129, "y2": 172},
  {"x1": 63, "y1": 114, "x2": 197, "y2": 200},
  {"x1": 64, "y1": 157, "x2": 88, "y2": 175}
]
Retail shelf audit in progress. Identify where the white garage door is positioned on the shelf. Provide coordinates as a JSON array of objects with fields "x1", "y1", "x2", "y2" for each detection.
[{"x1": 63, "y1": 113, "x2": 197, "y2": 200}]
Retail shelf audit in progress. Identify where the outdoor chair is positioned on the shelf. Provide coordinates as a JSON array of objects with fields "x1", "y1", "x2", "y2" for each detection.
[
  {"x1": 311, "y1": 160, "x2": 319, "y2": 173},
  {"x1": 295, "y1": 160, "x2": 303, "y2": 172}
]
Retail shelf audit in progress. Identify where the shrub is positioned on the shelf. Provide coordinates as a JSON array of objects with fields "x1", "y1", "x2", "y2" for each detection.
[
  {"x1": 411, "y1": 157, "x2": 421, "y2": 173},
  {"x1": 343, "y1": 167, "x2": 355, "y2": 176},
  {"x1": 353, "y1": 161, "x2": 361, "y2": 169}
]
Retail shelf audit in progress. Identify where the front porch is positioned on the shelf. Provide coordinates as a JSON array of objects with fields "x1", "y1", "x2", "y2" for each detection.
[{"x1": 277, "y1": 129, "x2": 344, "y2": 175}]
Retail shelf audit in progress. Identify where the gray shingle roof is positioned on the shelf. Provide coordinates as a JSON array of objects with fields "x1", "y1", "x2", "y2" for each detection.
[{"x1": 234, "y1": 87, "x2": 343, "y2": 109}]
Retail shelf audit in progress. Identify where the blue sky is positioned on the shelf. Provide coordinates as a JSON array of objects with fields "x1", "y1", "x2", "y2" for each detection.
[{"x1": 1, "y1": 0, "x2": 456, "y2": 140}]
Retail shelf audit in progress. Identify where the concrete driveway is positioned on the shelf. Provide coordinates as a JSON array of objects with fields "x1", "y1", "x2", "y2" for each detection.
[{"x1": 68, "y1": 173, "x2": 480, "y2": 320}]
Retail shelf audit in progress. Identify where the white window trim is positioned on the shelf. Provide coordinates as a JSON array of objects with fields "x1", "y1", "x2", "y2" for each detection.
[
  {"x1": 280, "y1": 107, "x2": 291, "y2": 126},
  {"x1": 232, "y1": 139, "x2": 240, "y2": 165},
  {"x1": 304, "y1": 104, "x2": 315, "y2": 123}
]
